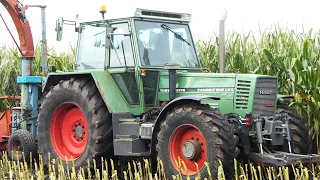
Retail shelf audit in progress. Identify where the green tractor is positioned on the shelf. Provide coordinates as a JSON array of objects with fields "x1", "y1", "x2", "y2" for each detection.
[{"x1": 36, "y1": 7, "x2": 319, "y2": 179}]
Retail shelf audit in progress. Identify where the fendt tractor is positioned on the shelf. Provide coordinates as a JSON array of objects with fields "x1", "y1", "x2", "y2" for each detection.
[{"x1": 1, "y1": 0, "x2": 320, "y2": 179}]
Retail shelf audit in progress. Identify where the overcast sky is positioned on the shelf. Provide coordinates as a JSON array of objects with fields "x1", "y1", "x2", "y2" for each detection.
[{"x1": 0, "y1": 0, "x2": 319, "y2": 53}]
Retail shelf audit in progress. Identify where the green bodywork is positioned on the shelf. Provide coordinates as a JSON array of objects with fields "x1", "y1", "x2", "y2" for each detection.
[
  {"x1": 43, "y1": 13, "x2": 279, "y2": 118},
  {"x1": 44, "y1": 70, "x2": 278, "y2": 117},
  {"x1": 157, "y1": 72, "x2": 277, "y2": 117}
]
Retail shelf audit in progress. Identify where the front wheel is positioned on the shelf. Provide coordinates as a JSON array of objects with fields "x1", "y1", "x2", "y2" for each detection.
[{"x1": 156, "y1": 104, "x2": 237, "y2": 179}]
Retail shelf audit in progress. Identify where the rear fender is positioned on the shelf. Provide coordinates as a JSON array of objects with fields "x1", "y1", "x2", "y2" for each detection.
[
  {"x1": 42, "y1": 71, "x2": 129, "y2": 113},
  {"x1": 151, "y1": 95, "x2": 220, "y2": 153}
]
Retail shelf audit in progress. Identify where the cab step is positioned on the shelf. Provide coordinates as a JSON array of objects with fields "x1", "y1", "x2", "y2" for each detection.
[{"x1": 113, "y1": 138, "x2": 149, "y2": 156}]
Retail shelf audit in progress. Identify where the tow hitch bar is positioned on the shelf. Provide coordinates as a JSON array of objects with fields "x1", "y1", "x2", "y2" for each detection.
[{"x1": 249, "y1": 152, "x2": 320, "y2": 166}]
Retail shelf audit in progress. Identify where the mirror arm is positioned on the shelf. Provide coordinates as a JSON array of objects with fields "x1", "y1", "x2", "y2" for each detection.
[{"x1": 59, "y1": 18, "x2": 79, "y2": 32}]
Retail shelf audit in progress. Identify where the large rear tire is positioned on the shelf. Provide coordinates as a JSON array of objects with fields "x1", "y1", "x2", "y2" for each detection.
[
  {"x1": 276, "y1": 103, "x2": 310, "y2": 154},
  {"x1": 156, "y1": 104, "x2": 237, "y2": 179},
  {"x1": 37, "y1": 78, "x2": 114, "y2": 171}
]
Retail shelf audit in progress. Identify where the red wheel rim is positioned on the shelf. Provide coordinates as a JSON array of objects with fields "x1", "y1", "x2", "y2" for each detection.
[
  {"x1": 169, "y1": 124, "x2": 207, "y2": 175},
  {"x1": 50, "y1": 102, "x2": 88, "y2": 160}
]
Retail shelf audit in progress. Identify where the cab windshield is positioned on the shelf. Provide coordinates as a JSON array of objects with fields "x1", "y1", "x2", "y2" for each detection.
[{"x1": 134, "y1": 20, "x2": 200, "y2": 68}]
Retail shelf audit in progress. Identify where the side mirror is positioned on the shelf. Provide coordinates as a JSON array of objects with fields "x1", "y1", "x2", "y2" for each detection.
[{"x1": 55, "y1": 17, "x2": 63, "y2": 41}]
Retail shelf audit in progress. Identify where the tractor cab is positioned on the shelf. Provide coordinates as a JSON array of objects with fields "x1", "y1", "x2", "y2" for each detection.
[
  {"x1": 72, "y1": 8, "x2": 200, "y2": 70},
  {"x1": 54, "y1": 8, "x2": 204, "y2": 110}
]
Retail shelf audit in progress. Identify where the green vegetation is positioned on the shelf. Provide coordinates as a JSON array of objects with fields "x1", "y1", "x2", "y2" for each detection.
[{"x1": 0, "y1": 43, "x2": 75, "y2": 111}]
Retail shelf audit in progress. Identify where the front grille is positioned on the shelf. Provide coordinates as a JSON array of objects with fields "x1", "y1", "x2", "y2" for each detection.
[
  {"x1": 253, "y1": 78, "x2": 277, "y2": 116},
  {"x1": 235, "y1": 80, "x2": 251, "y2": 110}
]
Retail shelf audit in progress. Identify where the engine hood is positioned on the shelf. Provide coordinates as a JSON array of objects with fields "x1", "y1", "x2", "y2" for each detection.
[
  {"x1": 158, "y1": 71, "x2": 274, "y2": 94},
  {"x1": 157, "y1": 71, "x2": 277, "y2": 116}
]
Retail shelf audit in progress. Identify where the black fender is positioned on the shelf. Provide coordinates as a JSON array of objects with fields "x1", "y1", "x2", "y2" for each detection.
[{"x1": 151, "y1": 95, "x2": 220, "y2": 154}]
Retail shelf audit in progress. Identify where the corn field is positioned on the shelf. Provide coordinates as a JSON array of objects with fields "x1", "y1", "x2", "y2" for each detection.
[
  {"x1": 0, "y1": 151, "x2": 319, "y2": 180},
  {"x1": 1, "y1": 24, "x2": 320, "y2": 179}
]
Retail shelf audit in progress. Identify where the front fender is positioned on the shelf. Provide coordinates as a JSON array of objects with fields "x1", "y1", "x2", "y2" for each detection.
[
  {"x1": 155, "y1": 94, "x2": 221, "y2": 127},
  {"x1": 162, "y1": 95, "x2": 220, "y2": 109}
]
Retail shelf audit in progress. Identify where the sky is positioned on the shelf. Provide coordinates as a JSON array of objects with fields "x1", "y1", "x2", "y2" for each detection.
[{"x1": 0, "y1": 0, "x2": 320, "y2": 53}]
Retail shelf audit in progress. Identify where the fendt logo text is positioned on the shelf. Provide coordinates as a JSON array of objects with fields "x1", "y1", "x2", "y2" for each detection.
[{"x1": 259, "y1": 90, "x2": 272, "y2": 95}]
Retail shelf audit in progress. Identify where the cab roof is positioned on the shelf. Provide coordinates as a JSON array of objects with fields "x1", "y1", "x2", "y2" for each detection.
[{"x1": 80, "y1": 8, "x2": 192, "y2": 25}]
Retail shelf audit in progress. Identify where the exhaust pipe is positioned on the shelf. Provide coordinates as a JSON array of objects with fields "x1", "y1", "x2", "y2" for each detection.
[
  {"x1": 164, "y1": 63, "x2": 181, "y2": 101},
  {"x1": 219, "y1": 9, "x2": 227, "y2": 73}
]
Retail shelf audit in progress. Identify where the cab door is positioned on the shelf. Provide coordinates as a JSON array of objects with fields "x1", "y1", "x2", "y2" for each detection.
[{"x1": 106, "y1": 22, "x2": 144, "y2": 115}]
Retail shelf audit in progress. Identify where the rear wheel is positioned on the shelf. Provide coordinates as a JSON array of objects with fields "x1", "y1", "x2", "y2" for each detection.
[
  {"x1": 37, "y1": 78, "x2": 114, "y2": 171},
  {"x1": 276, "y1": 103, "x2": 310, "y2": 154},
  {"x1": 156, "y1": 104, "x2": 237, "y2": 179},
  {"x1": 8, "y1": 129, "x2": 37, "y2": 162}
]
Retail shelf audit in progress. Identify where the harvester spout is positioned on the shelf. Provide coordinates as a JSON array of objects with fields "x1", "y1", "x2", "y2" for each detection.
[{"x1": 25, "y1": 5, "x2": 48, "y2": 77}]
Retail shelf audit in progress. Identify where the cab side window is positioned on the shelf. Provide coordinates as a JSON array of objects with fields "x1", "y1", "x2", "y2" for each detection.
[
  {"x1": 109, "y1": 23, "x2": 135, "y2": 67},
  {"x1": 109, "y1": 22, "x2": 140, "y2": 105}
]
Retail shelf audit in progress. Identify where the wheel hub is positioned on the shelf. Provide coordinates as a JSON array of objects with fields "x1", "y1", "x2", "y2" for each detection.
[
  {"x1": 181, "y1": 140, "x2": 202, "y2": 160},
  {"x1": 73, "y1": 121, "x2": 85, "y2": 139}
]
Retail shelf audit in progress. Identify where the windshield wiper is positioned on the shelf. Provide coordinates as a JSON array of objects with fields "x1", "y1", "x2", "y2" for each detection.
[{"x1": 161, "y1": 24, "x2": 190, "y2": 46}]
